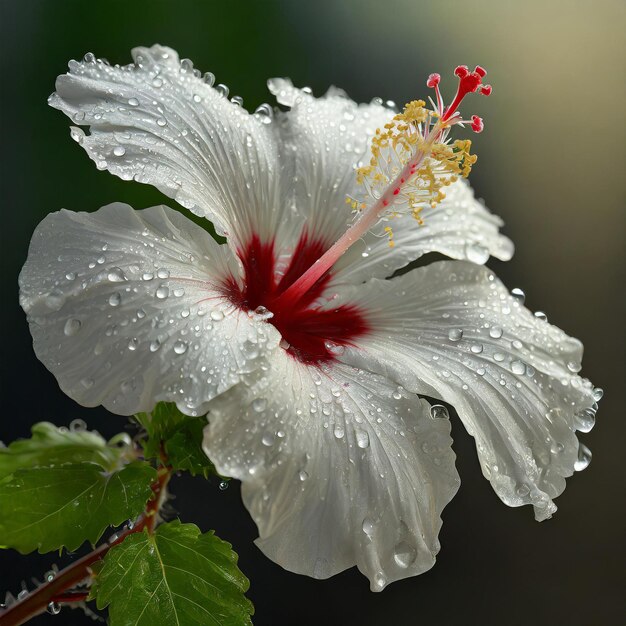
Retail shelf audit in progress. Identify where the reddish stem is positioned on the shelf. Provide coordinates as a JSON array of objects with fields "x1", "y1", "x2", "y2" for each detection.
[{"x1": 0, "y1": 467, "x2": 170, "y2": 626}]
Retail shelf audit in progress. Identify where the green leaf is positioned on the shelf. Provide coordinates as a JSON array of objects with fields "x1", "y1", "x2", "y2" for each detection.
[
  {"x1": 94, "y1": 520, "x2": 253, "y2": 626},
  {"x1": 0, "y1": 422, "x2": 128, "y2": 480},
  {"x1": 164, "y1": 418, "x2": 216, "y2": 477},
  {"x1": 136, "y1": 403, "x2": 216, "y2": 477},
  {"x1": 0, "y1": 461, "x2": 156, "y2": 553}
]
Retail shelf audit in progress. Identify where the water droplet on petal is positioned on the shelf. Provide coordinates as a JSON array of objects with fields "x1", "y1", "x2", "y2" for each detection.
[
  {"x1": 113, "y1": 146, "x2": 126, "y2": 157},
  {"x1": 262, "y1": 433, "x2": 275, "y2": 446},
  {"x1": 448, "y1": 328, "x2": 463, "y2": 342},
  {"x1": 356, "y1": 430, "x2": 370, "y2": 449},
  {"x1": 149, "y1": 339, "x2": 161, "y2": 352},
  {"x1": 511, "y1": 287, "x2": 525, "y2": 304},
  {"x1": 64, "y1": 318, "x2": 82, "y2": 336},
  {"x1": 107, "y1": 267, "x2": 126, "y2": 282},
  {"x1": 575, "y1": 408, "x2": 596, "y2": 433},
  {"x1": 430, "y1": 404, "x2": 449, "y2": 419},
  {"x1": 173, "y1": 340, "x2": 188, "y2": 355},
  {"x1": 210, "y1": 310, "x2": 224, "y2": 321},
  {"x1": 362, "y1": 517, "x2": 375, "y2": 535},
  {"x1": 592, "y1": 387, "x2": 604, "y2": 402},
  {"x1": 298, "y1": 470, "x2": 309, "y2": 481},
  {"x1": 393, "y1": 541, "x2": 417, "y2": 568},
  {"x1": 372, "y1": 573, "x2": 387, "y2": 591},
  {"x1": 252, "y1": 398, "x2": 267, "y2": 412},
  {"x1": 534, "y1": 311, "x2": 548, "y2": 322},
  {"x1": 218, "y1": 480, "x2": 229, "y2": 490},
  {"x1": 108, "y1": 292, "x2": 122, "y2": 307},
  {"x1": 489, "y1": 326, "x2": 503, "y2": 339},
  {"x1": 574, "y1": 444, "x2": 592, "y2": 471},
  {"x1": 471, "y1": 343, "x2": 483, "y2": 354},
  {"x1": 510, "y1": 360, "x2": 526, "y2": 375},
  {"x1": 155, "y1": 286, "x2": 169, "y2": 299},
  {"x1": 128, "y1": 97, "x2": 139, "y2": 107}
]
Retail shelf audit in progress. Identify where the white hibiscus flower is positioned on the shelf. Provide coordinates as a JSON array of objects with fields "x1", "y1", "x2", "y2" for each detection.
[{"x1": 19, "y1": 46, "x2": 599, "y2": 591}]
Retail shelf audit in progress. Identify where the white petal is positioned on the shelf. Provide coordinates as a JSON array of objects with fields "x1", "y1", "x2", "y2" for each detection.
[
  {"x1": 19, "y1": 203, "x2": 280, "y2": 415},
  {"x1": 50, "y1": 46, "x2": 288, "y2": 248},
  {"x1": 332, "y1": 179, "x2": 514, "y2": 284},
  {"x1": 269, "y1": 78, "x2": 393, "y2": 246},
  {"x1": 329, "y1": 261, "x2": 596, "y2": 521},
  {"x1": 203, "y1": 351, "x2": 459, "y2": 590}
]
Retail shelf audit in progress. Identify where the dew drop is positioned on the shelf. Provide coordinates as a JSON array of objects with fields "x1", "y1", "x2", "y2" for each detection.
[
  {"x1": 173, "y1": 340, "x2": 188, "y2": 355},
  {"x1": 489, "y1": 326, "x2": 503, "y2": 339},
  {"x1": 393, "y1": 541, "x2": 417, "y2": 568},
  {"x1": 430, "y1": 404, "x2": 449, "y2": 420},
  {"x1": 113, "y1": 146, "x2": 126, "y2": 157},
  {"x1": 128, "y1": 97, "x2": 139, "y2": 107},
  {"x1": 47, "y1": 602, "x2": 61, "y2": 615},
  {"x1": 262, "y1": 433, "x2": 275, "y2": 446},
  {"x1": 108, "y1": 292, "x2": 122, "y2": 307},
  {"x1": 356, "y1": 430, "x2": 370, "y2": 449},
  {"x1": 155, "y1": 286, "x2": 169, "y2": 299},
  {"x1": 373, "y1": 573, "x2": 387, "y2": 591},
  {"x1": 511, "y1": 287, "x2": 525, "y2": 304},
  {"x1": 575, "y1": 408, "x2": 596, "y2": 433},
  {"x1": 534, "y1": 311, "x2": 548, "y2": 322},
  {"x1": 149, "y1": 339, "x2": 161, "y2": 352},
  {"x1": 362, "y1": 517, "x2": 375, "y2": 535},
  {"x1": 69, "y1": 418, "x2": 87, "y2": 432},
  {"x1": 107, "y1": 267, "x2": 126, "y2": 282},
  {"x1": 64, "y1": 318, "x2": 82, "y2": 336},
  {"x1": 510, "y1": 360, "x2": 526, "y2": 375},
  {"x1": 574, "y1": 444, "x2": 592, "y2": 471},
  {"x1": 218, "y1": 480, "x2": 229, "y2": 490},
  {"x1": 215, "y1": 83, "x2": 229, "y2": 97},
  {"x1": 592, "y1": 387, "x2": 604, "y2": 402},
  {"x1": 298, "y1": 470, "x2": 309, "y2": 481},
  {"x1": 210, "y1": 310, "x2": 224, "y2": 321},
  {"x1": 156, "y1": 117, "x2": 167, "y2": 127},
  {"x1": 156, "y1": 268, "x2": 170, "y2": 279},
  {"x1": 567, "y1": 361, "x2": 582, "y2": 373},
  {"x1": 333, "y1": 425, "x2": 345, "y2": 439},
  {"x1": 203, "y1": 71, "x2": 216, "y2": 86},
  {"x1": 448, "y1": 328, "x2": 463, "y2": 342},
  {"x1": 470, "y1": 343, "x2": 483, "y2": 354},
  {"x1": 127, "y1": 337, "x2": 138, "y2": 351},
  {"x1": 251, "y1": 398, "x2": 267, "y2": 412}
]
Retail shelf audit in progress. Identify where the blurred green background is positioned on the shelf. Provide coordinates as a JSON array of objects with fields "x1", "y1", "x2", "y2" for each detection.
[{"x1": 1, "y1": 1, "x2": 624, "y2": 624}]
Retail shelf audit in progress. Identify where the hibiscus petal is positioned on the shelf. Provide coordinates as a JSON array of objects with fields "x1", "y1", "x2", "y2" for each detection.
[
  {"x1": 332, "y1": 180, "x2": 514, "y2": 284},
  {"x1": 269, "y1": 78, "x2": 393, "y2": 246},
  {"x1": 19, "y1": 203, "x2": 279, "y2": 415},
  {"x1": 203, "y1": 352, "x2": 459, "y2": 590},
  {"x1": 329, "y1": 261, "x2": 596, "y2": 521},
  {"x1": 49, "y1": 45, "x2": 288, "y2": 249}
]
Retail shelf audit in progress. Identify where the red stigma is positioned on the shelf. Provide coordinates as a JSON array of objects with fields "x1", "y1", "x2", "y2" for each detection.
[
  {"x1": 426, "y1": 73, "x2": 440, "y2": 88},
  {"x1": 442, "y1": 65, "x2": 489, "y2": 122},
  {"x1": 471, "y1": 115, "x2": 484, "y2": 133}
]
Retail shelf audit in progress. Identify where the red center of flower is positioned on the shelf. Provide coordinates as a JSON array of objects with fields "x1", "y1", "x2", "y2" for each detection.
[{"x1": 223, "y1": 233, "x2": 370, "y2": 364}]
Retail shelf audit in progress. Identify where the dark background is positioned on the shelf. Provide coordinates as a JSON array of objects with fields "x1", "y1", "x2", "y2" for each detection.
[{"x1": 1, "y1": 1, "x2": 624, "y2": 624}]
